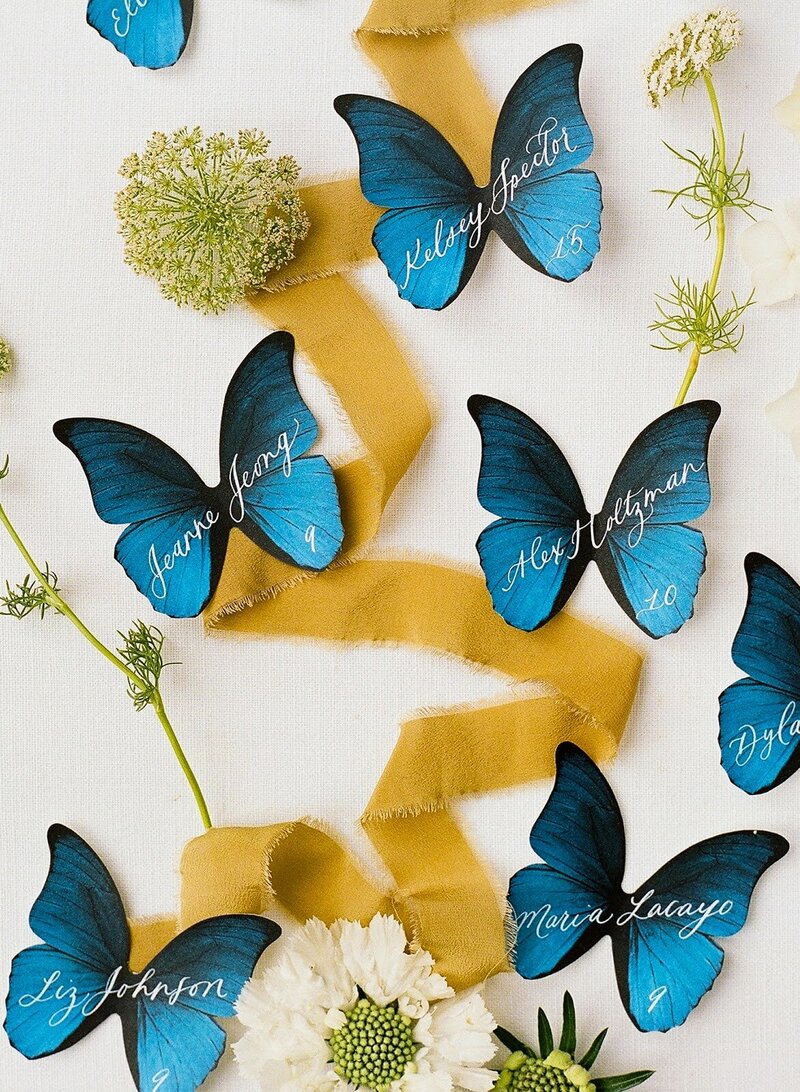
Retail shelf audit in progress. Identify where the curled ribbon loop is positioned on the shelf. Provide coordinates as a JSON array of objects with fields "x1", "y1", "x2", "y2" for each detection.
[{"x1": 131, "y1": 0, "x2": 642, "y2": 988}]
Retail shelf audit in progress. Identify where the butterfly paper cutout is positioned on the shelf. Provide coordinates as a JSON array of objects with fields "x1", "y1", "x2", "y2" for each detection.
[
  {"x1": 87, "y1": 0, "x2": 193, "y2": 68},
  {"x1": 507, "y1": 744, "x2": 788, "y2": 1033},
  {"x1": 4, "y1": 825, "x2": 280, "y2": 1090},
  {"x1": 334, "y1": 44, "x2": 602, "y2": 310},
  {"x1": 719, "y1": 553, "x2": 800, "y2": 795},
  {"x1": 468, "y1": 396, "x2": 721, "y2": 639},
  {"x1": 54, "y1": 332, "x2": 344, "y2": 619}
]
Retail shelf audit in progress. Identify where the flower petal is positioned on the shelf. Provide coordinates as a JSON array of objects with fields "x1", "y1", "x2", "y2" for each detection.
[
  {"x1": 740, "y1": 219, "x2": 791, "y2": 268},
  {"x1": 751, "y1": 258, "x2": 798, "y2": 306}
]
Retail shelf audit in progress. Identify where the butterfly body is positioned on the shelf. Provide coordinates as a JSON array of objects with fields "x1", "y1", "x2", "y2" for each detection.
[
  {"x1": 468, "y1": 395, "x2": 721, "y2": 638},
  {"x1": 335, "y1": 44, "x2": 602, "y2": 310},
  {"x1": 508, "y1": 745, "x2": 788, "y2": 1033},
  {"x1": 55, "y1": 332, "x2": 344, "y2": 618},
  {"x1": 87, "y1": 0, "x2": 193, "y2": 68},
  {"x1": 719, "y1": 553, "x2": 800, "y2": 794},
  {"x1": 5, "y1": 826, "x2": 280, "y2": 1090}
]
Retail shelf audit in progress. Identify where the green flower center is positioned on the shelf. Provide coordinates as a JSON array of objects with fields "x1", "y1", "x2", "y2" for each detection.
[
  {"x1": 500, "y1": 1057, "x2": 573, "y2": 1091},
  {"x1": 330, "y1": 997, "x2": 418, "y2": 1091}
]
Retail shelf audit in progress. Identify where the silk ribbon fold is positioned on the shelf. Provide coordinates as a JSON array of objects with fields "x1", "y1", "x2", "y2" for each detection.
[{"x1": 131, "y1": 0, "x2": 642, "y2": 989}]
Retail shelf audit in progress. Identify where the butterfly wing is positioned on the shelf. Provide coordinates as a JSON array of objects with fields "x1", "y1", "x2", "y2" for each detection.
[
  {"x1": 489, "y1": 44, "x2": 601, "y2": 281},
  {"x1": 218, "y1": 332, "x2": 344, "y2": 571},
  {"x1": 54, "y1": 419, "x2": 223, "y2": 617},
  {"x1": 120, "y1": 916, "x2": 281, "y2": 1091},
  {"x1": 612, "y1": 832, "x2": 789, "y2": 1032},
  {"x1": 468, "y1": 395, "x2": 591, "y2": 631},
  {"x1": 508, "y1": 744, "x2": 625, "y2": 978},
  {"x1": 594, "y1": 400, "x2": 721, "y2": 638},
  {"x1": 719, "y1": 553, "x2": 800, "y2": 793},
  {"x1": 5, "y1": 825, "x2": 130, "y2": 1058},
  {"x1": 87, "y1": 0, "x2": 193, "y2": 69},
  {"x1": 334, "y1": 95, "x2": 485, "y2": 310}
]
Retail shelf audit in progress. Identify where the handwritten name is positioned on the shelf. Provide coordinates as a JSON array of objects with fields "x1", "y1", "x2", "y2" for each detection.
[
  {"x1": 514, "y1": 888, "x2": 734, "y2": 942},
  {"x1": 402, "y1": 118, "x2": 576, "y2": 289},
  {"x1": 112, "y1": 0, "x2": 150, "y2": 39},
  {"x1": 728, "y1": 701, "x2": 800, "y2": 767},
  {"x1": 502, "y1": 461, "x2": 705, "y2": 593},
  {"x1": 148, "y1": 421, "x2": 300, "y2": 601},
  {"x1": 17, "y1": 966, "x2": 228, "y2": 1028}
]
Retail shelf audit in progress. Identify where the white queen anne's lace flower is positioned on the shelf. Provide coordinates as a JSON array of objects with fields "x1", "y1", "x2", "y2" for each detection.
[
  {"x1": 234, "y1": 914, "x2": 497, "y2": 1092},
  {"x1": 645, "y1": 7, "x2": 742, "y2": 107},
  {"x1": 740, "y1": 202, "x2": 800, "y2": 305}
]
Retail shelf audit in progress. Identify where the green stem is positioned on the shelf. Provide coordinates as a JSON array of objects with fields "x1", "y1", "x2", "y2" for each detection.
[
  {"x1": 674, "y1": 71, "x2": 727, "y2": 407},
  {"x1": 0, "y1": 494, "x2": 213, "y2": 831}
]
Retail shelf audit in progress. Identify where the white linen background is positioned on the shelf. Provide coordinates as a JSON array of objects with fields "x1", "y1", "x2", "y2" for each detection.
[{"x1": 0, "y1": 1, "x2": 798, "y2": 1088}]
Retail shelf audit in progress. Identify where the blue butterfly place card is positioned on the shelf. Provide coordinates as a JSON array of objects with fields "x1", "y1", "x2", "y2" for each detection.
[
  {"x1": 54, "y1": 332, "x2": 344, "y2": 618},
  {"x1": 469, "y1": 396, "x2": 721, "y2": 638},
  {"x1": 87, "y1": 0, "x2": 193, "y2": 69},
  {"x1": 719, "y1": 553, "x2": 800, "y2": 795},
  {"x1": 335, "y1": 44, "x2": 602, "y2": 310},
  {"x1": 4, "y1": 826, "x2": 280, "y2": 1091},
  {"x1": 506, "y1": 744, "x2": 788, "y2": 1033}
]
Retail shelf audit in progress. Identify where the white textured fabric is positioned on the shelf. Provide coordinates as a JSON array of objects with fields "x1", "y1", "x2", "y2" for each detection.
[{"x1": 0, "y1": 1, "x2": 798, "y2": 1089}]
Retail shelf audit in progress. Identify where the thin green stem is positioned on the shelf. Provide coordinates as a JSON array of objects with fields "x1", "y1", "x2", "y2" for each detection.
[
  {"x1": 674, "y1": 71, "x2": 727, "y2": 407},
  {"x1": 0, "y1": 493, "x2": 212, "y2": 830}
]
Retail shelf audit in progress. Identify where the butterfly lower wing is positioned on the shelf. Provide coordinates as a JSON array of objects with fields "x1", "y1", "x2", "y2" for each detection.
[
  {"x1": 5, "y1": 826, "x2": 130, "y2": 1058},
  {"x1": 594, "y1": 401, "x2": 721, "y2": 637},
  {"x1": 612, "y1": 831, "x2": 789, "y2": 1032},
  {"x1": 115, "y1": 506, "x2": 227, "y2": 617},
  {"x1": 334, "y1": 95, "x2": 484, "y2": 309},
  {"x1": 493, "y1": 171, "x2": 602, "y2": 281},
  {"x1": 122, "y1": 916, "x2": 281, "y2": 1091},
  {"x1": 87, "y1": 0, "x2": 193, "y2": 69},
  {"x1": 508, "y1": 864, "x2": 612, "y2": 978},
  {"x1": 468, "y1": 396, "x2": 591, "y2": 631},
  {"x1": 54, "y1": 419, "x2": 220, "y2": 617},
  {"x1": 719, "y1": 678, "x2": 800, "y2": 794},
  {"x1": 239, "y1": 455, "x2": 343, "y2": 571}
]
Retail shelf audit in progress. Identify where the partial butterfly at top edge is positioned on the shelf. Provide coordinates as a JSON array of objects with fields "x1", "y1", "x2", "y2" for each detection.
[
  {"x1": 4, "y1": 825, "x2": 280, "y2": 1091},
  {"x1": 468, "y1": 395, "x2": 721, "y2": 639},
  {"x1": 507, "y1": 743, "x2": 788, "y2": 1033},
  {"x1": 334, "y1": 43, "x2": 602, "y2": 310},
  {"x1": 719, "y1": 552, "x2": 800, "y2": 795},
  {"x1": 54, "y1": 331, "x2": 344, "y2": 619},
  {"x1": 87, "y1": 0, "x2": 193, "y2": 69}
]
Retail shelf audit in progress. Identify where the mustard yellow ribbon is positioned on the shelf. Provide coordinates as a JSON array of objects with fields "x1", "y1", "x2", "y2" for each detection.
[{"x1": 131, "y1": 0, "x2": 642, "y2": 989}]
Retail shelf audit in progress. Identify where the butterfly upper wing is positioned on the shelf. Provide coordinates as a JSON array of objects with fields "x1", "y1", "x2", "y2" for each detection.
[
  {"x1": 612, "y1": 832, "x2": 788, "y2": 1032},
  {"x1": 468, "y1": 395, "x2": 591, "y2": 631},
  {"x1": 489, "y1": 45, "x2": 601, "y2": 280},
  {"x1": 334, "y1": 95, "x2": 485, "y2": 310},
  {"x1": 508, "y1": 744, "x2": 625, "y2": 979},
  {"x1": 719, "y1": 553, "x2": 800, "y2": 793},
  {"x1": 121, "y1": 916, "x2": 281, "y2": 1092},
  {"x1": 54, "y1": 419, "x2": 222, "y2": 618},
  {"x1": 87, "y1": 0, "x2": 193, "y2": 69},
  {"x1": 5, "y1": 826, "x2": 130, "y2": 1059},
  {"x1": 218, "y1": 332, "x2": 344, "y2": 572},
  {"x1": 594, "y1": 400, "x2": 721, "y2": 638}
]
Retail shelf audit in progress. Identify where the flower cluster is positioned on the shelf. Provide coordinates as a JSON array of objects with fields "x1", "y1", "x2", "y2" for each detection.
[
  {"x1": 234, "y1": 914, "x2": 497, "y2": 1092},
  {"x1": 645, "y1": 7, "x2": 742, "y2": 107},
  {"x1": 115, "y1": 128, "x2": 309, "y2": 314},
  {"x1": 0, "y1": 337, "x2": 12, "y2": 378},
  {"x1": 492, "y1": 995, "x2": 652, "y2": 1092}
]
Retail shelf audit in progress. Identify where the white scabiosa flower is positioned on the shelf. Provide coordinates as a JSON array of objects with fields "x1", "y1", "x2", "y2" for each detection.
[
  {"x1": 235, "y1": 914, "x2": 497, "y2": 1092},
  {"x1": 740, "y1": 201, "x2": 800, "y2": 305},
  {"x1": 645, "y1": 7, "x2": 743, "y2": 107}
]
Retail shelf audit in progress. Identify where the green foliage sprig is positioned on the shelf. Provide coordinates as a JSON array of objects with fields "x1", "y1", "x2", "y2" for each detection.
[
  {"x1": 0, "y1": 457, "x2": 212, "y2": 829},
  {"x1": 645, "y1": 8, "x2": 764, "y2": 405},
  {"x1": 493, "y1": 993, "x2": 653, "y2": 1092}
]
